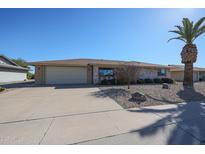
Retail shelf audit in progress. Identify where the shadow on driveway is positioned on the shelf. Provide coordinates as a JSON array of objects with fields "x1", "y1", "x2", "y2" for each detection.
[{"x1": 127, "y1": 86, "x2": 205, "y2": 144}]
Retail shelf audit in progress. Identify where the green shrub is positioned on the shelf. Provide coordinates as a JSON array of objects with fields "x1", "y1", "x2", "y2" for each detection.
[
  {"x1": 27, "y1": 72, "x2": 34, "y2": 80},
  {"x1": 0, "y1": 87, "x2": 6, "y2": 92},
  {"x1": 101, "y1": 79, "x2": 109, "y2": 85},
  {"x1": 144, "y1": 78, "x2": 154, "y2": 83},
  {"x1": 137, "y1": 79, "x2": 145, "y2": 84},
  {"x1": 116, "y1": 79, "x2": 126, "y2": 85},
  {"x1": 130, "y1": 81, "x2": 137, "y2": 84},
  {"x1": 153, "y1": 78, "x2": 162, "y2": 83},
  {"x1": 109, "y1": 79, "x2": 116, "y2": 85},
  {"x1": 161, "y1": 78, "x2": 174, "y2": 84},
  {"x1": 101, "y1": 79, "x2": 116, "y2": 85},
  {"x1": 199, "y1": 78, "x2": 205, "y2": 82}
]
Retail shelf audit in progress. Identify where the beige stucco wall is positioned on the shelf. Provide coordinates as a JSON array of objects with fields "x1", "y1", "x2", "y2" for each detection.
[
  {"x1": 171, "y1": 71, "x2": 199, "y2": 82},
  {"x1": 35, "y1": 65, "x2": 45, "y2": 84},
  {"x1": 171, "y1": 71, "x2": 184, "y2": 81},
  {"x1": 93, "y1": 66, "x2": 99, "y2": 84},
  {"x1": 87, "y1": 65, "x2": 93, "y2": 84},
  {"x1": 92, "y1": 66, "x2": 171, "y2": 84}
]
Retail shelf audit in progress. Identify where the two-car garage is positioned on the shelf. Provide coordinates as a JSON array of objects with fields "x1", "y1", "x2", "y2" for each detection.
[{"x1": 45, "y1": 66, "x2": 87, "y2": 84}]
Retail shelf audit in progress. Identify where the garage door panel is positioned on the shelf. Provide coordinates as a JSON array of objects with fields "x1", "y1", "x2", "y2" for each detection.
[
  {"x1": 0, "y1": 71, "x2": 27, "y2": 83},
  {"x1": 45, "y1": 67, "x2": 87, "y2": 84}
]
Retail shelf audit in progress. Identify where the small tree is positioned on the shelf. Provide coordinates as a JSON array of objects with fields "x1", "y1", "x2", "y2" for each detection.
[
  {"x1": 12, "y1": 58, "x2": 29, "y2": 69},
  {"x1": 12, "y1": 58, "x2": 34, "y2": 80},
  {"x1": 115, "y1": 63, "x2": 140, "y2": 89}
]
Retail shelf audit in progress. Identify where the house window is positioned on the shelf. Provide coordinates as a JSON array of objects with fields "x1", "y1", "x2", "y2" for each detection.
[
  {"x1": 98, "y1": 68, "x2": 115, "y2": 84},
  {"x1": 99, "y1": 69, "x2": 114, "y2": 76},
  {"x1": 158, "y1": 68, "x2": 166, "y2": 76}
]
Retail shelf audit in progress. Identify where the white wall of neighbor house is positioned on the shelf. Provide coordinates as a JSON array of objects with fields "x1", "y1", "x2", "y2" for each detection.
[{"x1": 0, "y1": 71, "x2": 27, "y2": 83}]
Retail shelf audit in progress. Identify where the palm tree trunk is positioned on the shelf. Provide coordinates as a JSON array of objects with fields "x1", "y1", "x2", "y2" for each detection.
[{"x1": 183, "y1": 63, "x2": 193, "y2": 87}]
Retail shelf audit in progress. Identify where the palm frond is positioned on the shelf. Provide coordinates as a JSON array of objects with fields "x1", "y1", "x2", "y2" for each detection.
[
  {"x1": 193, "y1": 25, "x2": 205, "y2": 40},
  {"x1": 168, "y1": 17, "x2": 205, "y2": 44},
  {"x1": 168, "y1": 30, "x2": 183, "y2": 35},
  {"x1": 193, "y1": 17, "x2": 205, "y2": 33},
  {"x1": 167, "y1": 37, "x2": 186, "y2": 43},
  {"x1": 174, "y1": 25, "x2": 183, "y2": 32}
]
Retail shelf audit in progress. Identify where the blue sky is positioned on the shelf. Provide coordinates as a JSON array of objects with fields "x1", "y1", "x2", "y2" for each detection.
[{"x1": 0, "y1": 8, "x2": 205, "y2": 67}]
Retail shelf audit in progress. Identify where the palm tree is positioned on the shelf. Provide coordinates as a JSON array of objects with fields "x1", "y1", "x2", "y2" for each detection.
[{"x1": 168, "y1": 17, "x2": 205, "y2": 87}]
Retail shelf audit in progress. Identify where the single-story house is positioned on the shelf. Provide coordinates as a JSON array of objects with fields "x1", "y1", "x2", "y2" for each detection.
[
  {"x1": 31, "y1": 58, "x2": 171, "y2": 85},
  {"x1": 169, "y1": 65, "x2": 205, "y2": 82},
  {"x1": 0, "y1": 55, "x2": 28, "y2": 83}
]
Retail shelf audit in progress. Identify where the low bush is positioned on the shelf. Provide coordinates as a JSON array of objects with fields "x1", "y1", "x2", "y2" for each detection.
[
  {"x1": 199, "y1": 78, "x2": 205, "y2": 82},
  {"x1": 116, "y1": 80, "x2": 125, "y2": 85},
  {"x1": 0, "y1": 87, "x2": 6, "y2": 92},
  {"x1": 101, "y1": 79, "x2": 116, "y2": 85},
  {"x1": 153, "y1": 78, "x2": 163, "y2": 83},
  {"x1": 137, "y1": 79, "x2": 145, "y2": 84},
  {"x1": 161, "y1": 78, "x2": 174, "y2": 84},
  {"x1": 130, "y1": 81, "x2": 137, "y2": 84},
  {"x1": 101, "y1": 79, "x2": 109, "y2": 85},
  {"x1": 144, "y1": 78, "x2": 154, "y2": 84},
  {"x1": 136, "y1": 78, "x2": 174, "y2": 84}
]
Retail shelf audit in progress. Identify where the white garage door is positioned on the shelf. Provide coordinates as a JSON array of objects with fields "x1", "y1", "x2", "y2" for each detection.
[
  {"x1": 45, "y1": 66, "x2": 87, "y2": 84},
  {"x1": 0, "y1": 71, "x2": 27, "y2": 83}
]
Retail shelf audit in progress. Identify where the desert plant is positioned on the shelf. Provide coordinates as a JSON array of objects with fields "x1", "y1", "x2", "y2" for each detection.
[
  {"x1": 137, "y1": 79, "x2": 145, "y2": 84},
  {"x1": 100, "y1": 79, "x2": 116, "y2": 85},
  {"x1": 101, "y1": 79, "x2": 109, "y2": 85},
  {"x1": 168, "y1": 17, "x2": 205, "y2": 87},
  {"x1": 115, "y1": 63, "x2": 141, "y2": 89},
  {"x1": 153, "y1": 78, "x2": 163, "y2": 83},
  {"x1": 144, "y1": 78, "x2": 154, "y2": 84}
]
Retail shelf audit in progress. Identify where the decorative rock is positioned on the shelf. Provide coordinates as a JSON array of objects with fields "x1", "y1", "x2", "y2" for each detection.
[
  {"x1": 162, "y1": 83, "x2": 169, "y2": 89},
  {"x1": 0, "y1": 86, "x2": 6, "y2": 92},
  {"x1": 131, "y1": 92, "x2": 146, "y2": 102}
]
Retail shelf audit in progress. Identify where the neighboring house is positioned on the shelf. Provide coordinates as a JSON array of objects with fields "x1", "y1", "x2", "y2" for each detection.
[
  {"x1": 0, "y1": 55, "x2": 28, "y2": 83},
  {"x1": 31, "y1": 59, "x2": 171, "y2": 85},
  {"x1": 170, "y1": 65, "x2": 205, "y2": 82}
]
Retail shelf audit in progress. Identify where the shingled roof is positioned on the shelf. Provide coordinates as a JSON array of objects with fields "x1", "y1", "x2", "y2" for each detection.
[
  {"x1": 0, "y1": 55, "x2": 28, "y2": 71},
  {"x1": 30, "y1": 58, "x2": 171, "y2": 69}
]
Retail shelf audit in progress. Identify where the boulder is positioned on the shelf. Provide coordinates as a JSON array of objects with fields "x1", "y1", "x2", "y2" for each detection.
[
  {"x1": 162, "y1": 83, "x2": 169, "y2": 89},
  {"x1": 0, "y1": 86, "x2": 5, "y2": 92},
  {"x1": 131, "y1": 92, "x2": 146, "y2": 102}
]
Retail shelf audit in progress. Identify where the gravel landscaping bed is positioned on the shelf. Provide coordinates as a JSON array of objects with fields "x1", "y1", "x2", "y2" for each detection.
[{"x1": 93, "y1": 82, "x2": 205, "y2": 109}]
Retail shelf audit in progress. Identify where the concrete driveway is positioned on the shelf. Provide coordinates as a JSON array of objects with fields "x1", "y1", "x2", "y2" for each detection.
[{"x1": 0, "y1": 84, "x2": 204, "y2": 144}]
